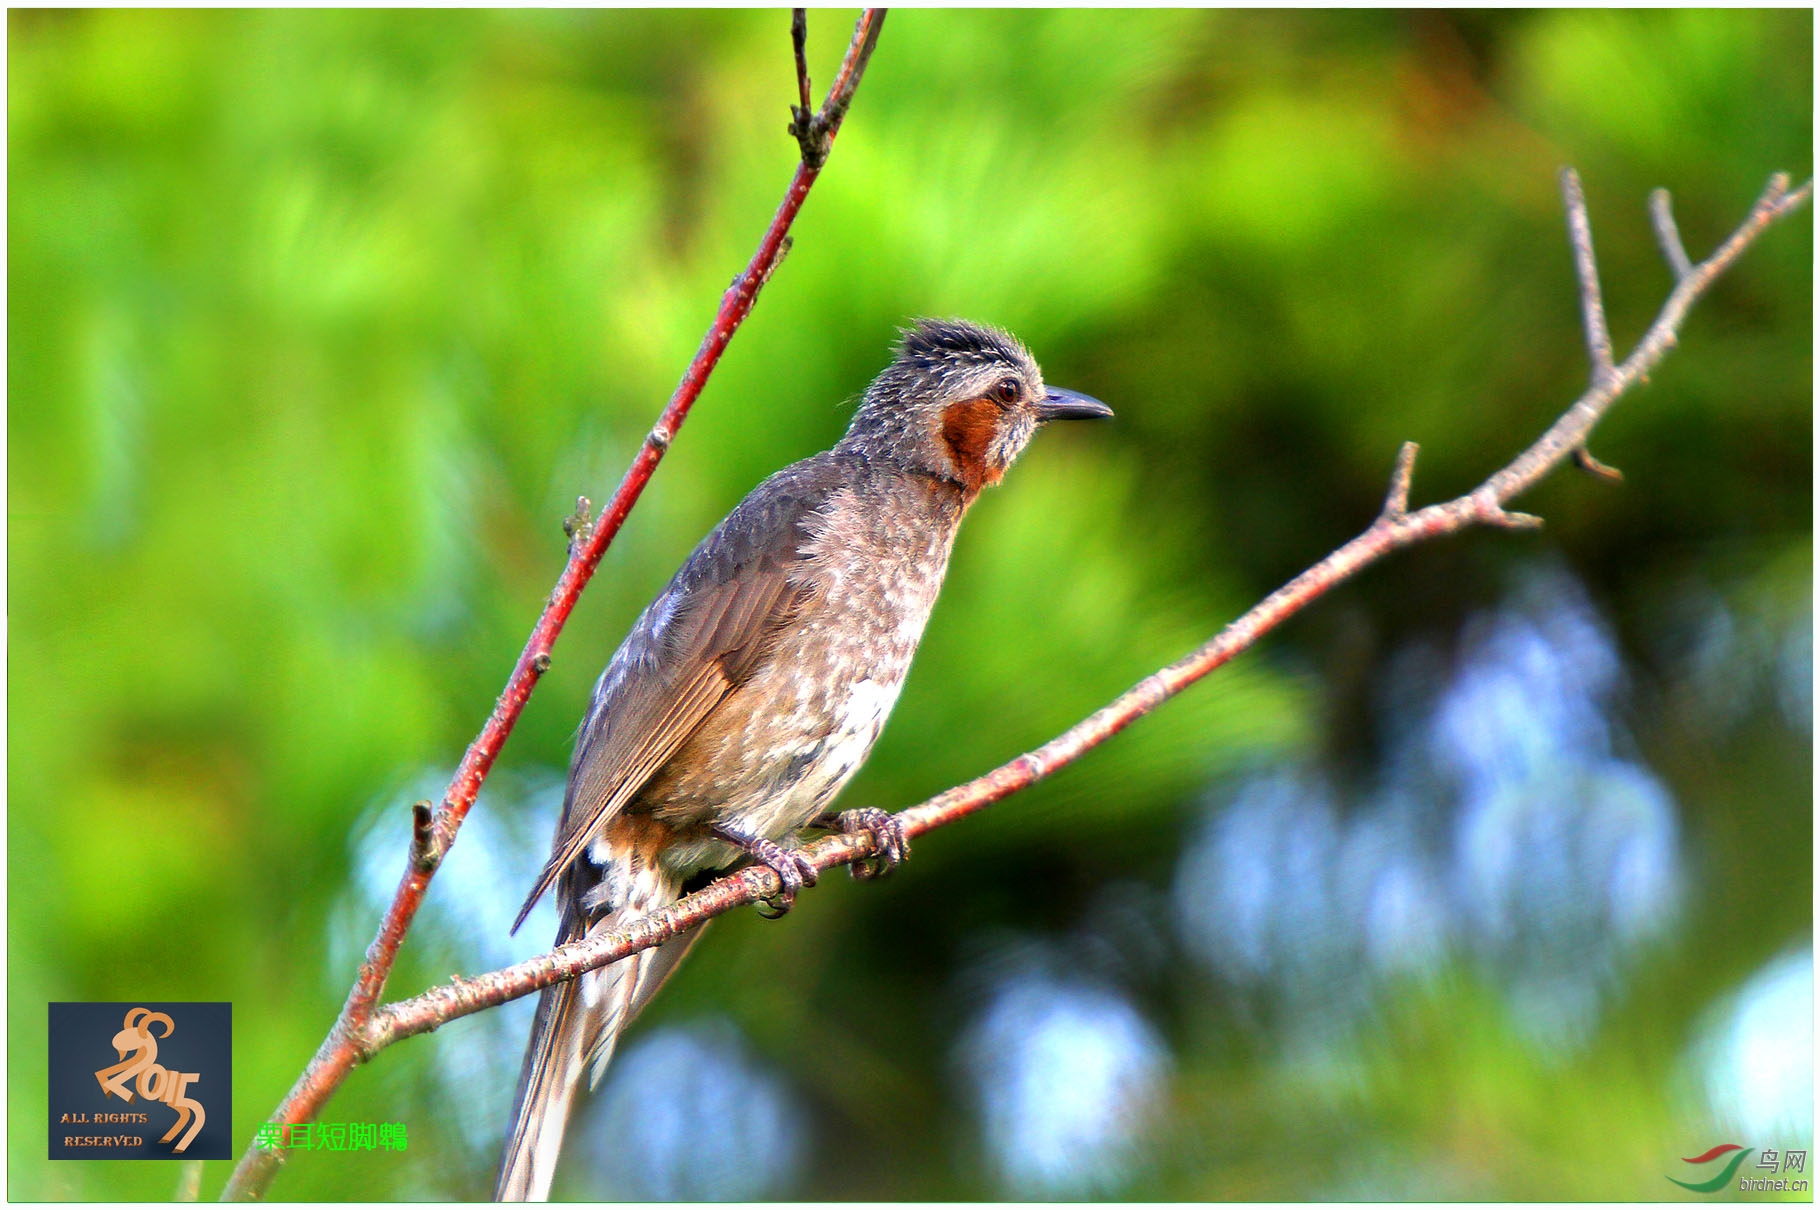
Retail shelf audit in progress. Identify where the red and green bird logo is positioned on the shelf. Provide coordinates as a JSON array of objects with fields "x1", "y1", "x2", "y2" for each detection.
[{"x1": 1668, "y1": 1144, "x2": 1754, "y2": 1193}]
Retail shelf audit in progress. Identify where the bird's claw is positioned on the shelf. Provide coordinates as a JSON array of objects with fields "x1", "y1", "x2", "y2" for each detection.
[
  {"x1": 738, "y1": 835, "x2": 818, "y2": 918},
  {"x1": 834, "y1": 807, "x2": 909, "y2": 881}
]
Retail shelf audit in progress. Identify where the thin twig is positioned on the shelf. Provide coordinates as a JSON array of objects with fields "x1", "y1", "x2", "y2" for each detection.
[
  {"x1": 358, "y1": 170, "x2": 1809, "y2": 1055},
  {"x1": 1379, "y1": 441, "x2": 1419, "y2": 520},
  {"x1": 1649, "y1": 188, "x2": 1694, "y2": 280},
  {"x1": 1561, "y1": 168, "x2": 1616, "y2": 382},
  {"x1": 1573, "y1": 446, "x2": 1625, "y2": 482},
  {"x1": 792, "y1": 10, "x2": 812, "y2": 117},
  {"x1": 218, "y1": 10, "x2": 889, "y2": 1202},
  {"x1": 821, "y1": 10, "x2": 885, "y2": 132},
  {"x1": 790, "y1": 10, "x2": 884, "y2": 169}
]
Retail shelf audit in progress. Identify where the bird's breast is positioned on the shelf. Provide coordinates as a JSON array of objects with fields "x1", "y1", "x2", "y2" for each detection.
[{"x1": 649, "y1": 477, "x2": 966, "y2": 857}]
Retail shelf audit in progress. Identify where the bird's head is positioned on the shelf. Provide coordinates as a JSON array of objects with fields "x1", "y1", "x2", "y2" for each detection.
[{"x1": 838, "y1": 318, "x2": 1112, "y2": 492}]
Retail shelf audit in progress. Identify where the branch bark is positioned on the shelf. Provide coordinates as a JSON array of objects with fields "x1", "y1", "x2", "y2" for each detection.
[
  {"x1": 357, "y1": 170, "x2": 1811, "y2": 1054},
  {"x1": 219, "y1": 9, "x2": 887, "y2": 1201}
]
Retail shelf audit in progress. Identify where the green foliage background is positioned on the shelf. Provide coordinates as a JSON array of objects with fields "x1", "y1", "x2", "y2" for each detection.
[{"x1": 9, "y1": 9, "x2": 1810, "y2": 1200}]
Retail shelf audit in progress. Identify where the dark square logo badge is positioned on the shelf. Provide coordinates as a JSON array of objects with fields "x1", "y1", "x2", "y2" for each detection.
[{"x1": 48, "y1": 1002, "x2": 232, "y2": 1160}]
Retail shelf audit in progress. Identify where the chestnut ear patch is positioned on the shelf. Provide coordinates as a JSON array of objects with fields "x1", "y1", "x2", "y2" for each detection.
[{"x1": 940, "y1": 398, "x2": 1004, "y2": 490}]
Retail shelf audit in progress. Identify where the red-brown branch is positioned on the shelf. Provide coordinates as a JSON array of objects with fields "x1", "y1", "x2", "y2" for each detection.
[
  {"x1": 219, "y1": 10, "x2": 887, "y2": 1201},
  {"x1": 358, "y1": 168, "x2": 1809, "y2": 1056}
]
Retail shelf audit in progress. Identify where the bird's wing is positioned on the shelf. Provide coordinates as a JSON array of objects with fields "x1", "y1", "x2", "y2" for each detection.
[{"x1": 510, "y1": 463, "x2": 838, "y2": 932}]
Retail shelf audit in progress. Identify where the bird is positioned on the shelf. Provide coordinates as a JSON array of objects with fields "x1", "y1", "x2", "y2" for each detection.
[{"x1": 495, "y1": 318, "x2": 1112, "y2": 1201}]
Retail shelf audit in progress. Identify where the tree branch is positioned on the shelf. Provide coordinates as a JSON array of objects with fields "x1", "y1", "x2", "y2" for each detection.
[
  {"x1": 792, "y1": 10, "x2": 812, "y2": 120},
  {"x1": 790, "y1": 8, "x2": 883, "y2": 169},
  {"x1": 358, "y1": 170, "x2": 1810, "y2": 1054},
  {"x1": 219, "y1": 9, "x2": 888, "y2": 1201},
  {"x1": 1561, "y1": 167, "x2": 1617, "y2": 384},
  {"x1": 1649, "y1": 186, "x2": 1696, "y2": 281}
]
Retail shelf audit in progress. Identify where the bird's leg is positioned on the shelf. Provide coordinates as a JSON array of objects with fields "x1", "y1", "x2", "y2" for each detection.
[
  {"x1": 815, "y1": 806, "x2": 910, "y2": 881},
  {"x1": 711, "y1": 825, "x2": 818, "y2": 917}
]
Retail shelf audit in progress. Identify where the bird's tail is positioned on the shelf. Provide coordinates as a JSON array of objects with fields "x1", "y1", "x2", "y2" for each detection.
[{"x1": 494, "y1": 855, "x2": 693, "y2": 1202}]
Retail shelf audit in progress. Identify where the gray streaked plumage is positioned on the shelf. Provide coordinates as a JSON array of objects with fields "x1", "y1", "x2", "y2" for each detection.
[{"x1": 496, "y1": 319, "x2": 1110, "y2": 1201}]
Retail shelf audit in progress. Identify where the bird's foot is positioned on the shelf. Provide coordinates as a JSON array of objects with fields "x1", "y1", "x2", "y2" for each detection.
[
  {"x1": 822, "y1": 806, "x2": 910, "y2": 881},
  {"x1": 714, "y1": 828, "x2": 818, "y2": 918}
]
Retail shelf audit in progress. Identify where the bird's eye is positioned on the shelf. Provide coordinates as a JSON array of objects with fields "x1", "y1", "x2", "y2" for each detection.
[{"x1": 992, "y1": 377, "x2": 1022, "y2": 404}]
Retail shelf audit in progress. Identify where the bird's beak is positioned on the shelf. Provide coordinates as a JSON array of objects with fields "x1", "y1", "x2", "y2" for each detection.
[{"x1": 1034, "y1": 387, "x2": 1114, "y2": 422}]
